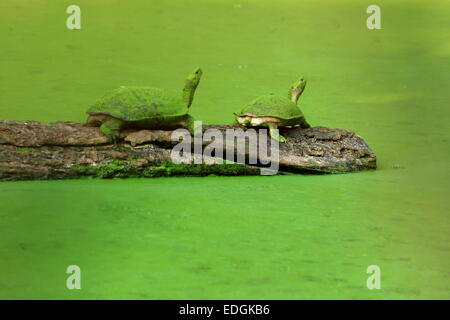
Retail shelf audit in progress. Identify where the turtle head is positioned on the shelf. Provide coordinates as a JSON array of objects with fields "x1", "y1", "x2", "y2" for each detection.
[
  {"x1": 183, "y1": 67, "x2": 203, "y2": 108},
  {"x1": 288, "y1": 77, "x2": 307, "y2": 104}
]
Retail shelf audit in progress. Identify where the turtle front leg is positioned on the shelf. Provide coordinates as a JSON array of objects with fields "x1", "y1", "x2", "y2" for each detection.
[
  {"x1": 100, "y1": 118, "x2": 123, "y2": 143},
  {"x1": 268, "y1": 123, "x2": 287, "y2": 143},
  {"x1": 184, "y1": 115, "x2": 196, "y2": 136},
  {"x1": 299, "y1": 117, "x2": 311, "y2": 129}
]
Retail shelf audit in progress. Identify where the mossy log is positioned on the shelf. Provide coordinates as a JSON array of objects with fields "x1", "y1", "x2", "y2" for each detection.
[{"x1": 0, "y1": 121, "x2": 376, "y2": 181}]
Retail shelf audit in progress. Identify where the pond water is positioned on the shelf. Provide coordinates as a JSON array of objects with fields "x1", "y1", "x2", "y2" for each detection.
[{"x1": 0, "y1": 0, "x2": 448, "y2": 299}]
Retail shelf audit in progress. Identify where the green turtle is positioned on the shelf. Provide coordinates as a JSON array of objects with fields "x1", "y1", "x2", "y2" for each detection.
[
  {"x1": 235, "y1": 77, "x2": 310, "y2": 142},
  {"x1": 86, "y1": 67, "x2": 202, "y2": 141}
]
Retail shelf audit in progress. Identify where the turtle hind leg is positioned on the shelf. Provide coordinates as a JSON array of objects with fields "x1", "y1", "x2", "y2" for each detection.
[
  {"x1": 86, "y1": 114, "x2": 106, "y2": 127},
  {"x1": 268, "y1": 124, "x2": 287, "y2": 143},
  {"x1": 100, "y1": 118, "x2": 123, "y2": 143}
]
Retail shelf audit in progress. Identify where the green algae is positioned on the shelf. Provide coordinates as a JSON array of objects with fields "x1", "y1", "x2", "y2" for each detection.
[
  {"x1": 88, "y1": 87, "x2": 187, "y2": 120},
  {"x1": 238, "y1": 94, "x2": 305, "y2": 119},
  {"x1": 0, "y1": 0, "x2": 449, "y2": 300},
  {"x1": 87, "y1": 68, "x2": 201, "y2": 121}
]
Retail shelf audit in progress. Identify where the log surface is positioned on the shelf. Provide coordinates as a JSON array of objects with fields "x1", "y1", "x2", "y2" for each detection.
[{"x1": 0, "y1": 121, "x2": 376, "y2": 180}]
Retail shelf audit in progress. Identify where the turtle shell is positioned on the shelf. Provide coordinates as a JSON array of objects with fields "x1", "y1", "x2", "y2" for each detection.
[
  {"x1": 87, "y1": 86, "x2": 187, "y2": 121},
  {"x1": 237, "y1": 94, "x2": 305, "y2": 120}
]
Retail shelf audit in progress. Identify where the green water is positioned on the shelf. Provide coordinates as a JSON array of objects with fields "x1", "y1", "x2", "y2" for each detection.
[{"x1": 0, "y1": 0, "x2": 449, "y2": 299}]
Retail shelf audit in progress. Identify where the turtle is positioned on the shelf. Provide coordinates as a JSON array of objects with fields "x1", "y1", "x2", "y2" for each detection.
[
  {"x1": 235, "y1": 77, "x2": 310, "y2": 142},
  {"x1": 86, "y1": 67, "x2": 203, "y2": 141}
]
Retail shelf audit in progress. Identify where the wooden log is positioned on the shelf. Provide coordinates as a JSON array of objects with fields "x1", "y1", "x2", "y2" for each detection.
[{"x1": 0, "y1": 121, "x2": 376, "y2": 180}]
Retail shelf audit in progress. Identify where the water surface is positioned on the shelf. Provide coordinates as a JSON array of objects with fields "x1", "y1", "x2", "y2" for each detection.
[{"x1": 0, "y1": 0, "x2": 448, "y2": 299}]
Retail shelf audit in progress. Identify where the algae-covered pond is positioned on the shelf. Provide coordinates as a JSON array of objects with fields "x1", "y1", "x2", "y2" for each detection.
[{"x1": 0, "y1": 0, "x2": 449, "y2": 299}]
